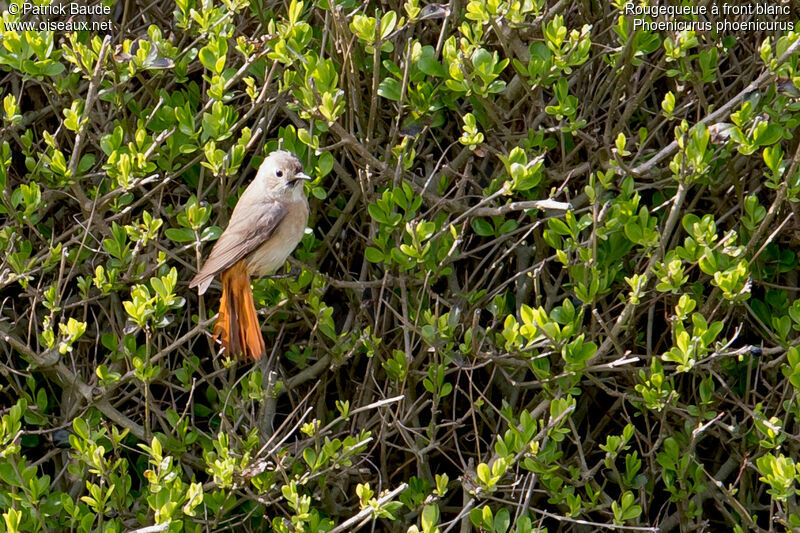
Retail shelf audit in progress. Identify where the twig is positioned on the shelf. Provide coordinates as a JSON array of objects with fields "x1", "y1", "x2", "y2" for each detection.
[
  {"x1": 68, "y1": 35, "x2": 112, "y2": 213},
  {"x1": 593, "y1": 181, "x2": 688, "y2": 361},
  {"x1": 126, "y1": 524, "x2": 170, "y2": 533},
  {"x1": 631, "y1": 36, "x2": 800, "y2": 176},
  {"x1": 327, "y1": 483, "x2": 408, "y2": 533},
  {"x1": 0, "y1": 324, "x2": 146, "y2": 440},
  {"x1": 473, "y1": 198, "x2": 572, "y2": 216}
]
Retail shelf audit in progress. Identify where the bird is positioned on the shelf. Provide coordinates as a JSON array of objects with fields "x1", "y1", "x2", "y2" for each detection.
[{"x1": 189, "y1": 150, "x2": 311, "y2": 360}]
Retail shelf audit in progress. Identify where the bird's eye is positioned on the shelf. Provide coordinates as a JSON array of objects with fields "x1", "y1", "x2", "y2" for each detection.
[{"x1": 276, "y1": 170, "x2": 283, "y2": 178}]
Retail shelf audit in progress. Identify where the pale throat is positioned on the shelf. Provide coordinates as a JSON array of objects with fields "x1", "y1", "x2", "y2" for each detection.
[{"x1": 289, "y1": 182, "x2": 306, "y2": 202}]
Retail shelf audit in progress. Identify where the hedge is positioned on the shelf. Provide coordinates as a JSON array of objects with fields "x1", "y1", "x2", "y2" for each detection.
[{"x1": 2, "y1": 1, "x2": 800, "y2": 532}]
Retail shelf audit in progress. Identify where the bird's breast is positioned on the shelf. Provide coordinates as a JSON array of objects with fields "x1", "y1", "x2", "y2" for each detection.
[{"x1": 245, "y1": 199, "x2": 309, "y2": 277}]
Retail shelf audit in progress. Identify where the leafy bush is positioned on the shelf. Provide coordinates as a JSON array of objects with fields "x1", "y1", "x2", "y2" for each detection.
[{"x1": 3, "y1": 0, "x2": 800, "y2": 531}]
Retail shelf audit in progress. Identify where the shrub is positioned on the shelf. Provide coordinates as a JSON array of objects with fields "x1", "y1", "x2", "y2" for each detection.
[{"x1": 2, "y1": 1, "x2": 800, "y2": 532}]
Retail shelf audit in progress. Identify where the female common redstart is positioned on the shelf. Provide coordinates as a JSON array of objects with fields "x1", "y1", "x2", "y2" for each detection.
[{"x1": 190, "y1": 150, "x2": 311, "y2": 360}]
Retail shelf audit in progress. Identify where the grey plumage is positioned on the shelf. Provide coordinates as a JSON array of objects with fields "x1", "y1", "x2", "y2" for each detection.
[
  {"x1": 189, "y1": 150, "x2": 309, "y2": 294},
  {"x1": 189, "y1": 201, "x2": 287, "y2": 294}
]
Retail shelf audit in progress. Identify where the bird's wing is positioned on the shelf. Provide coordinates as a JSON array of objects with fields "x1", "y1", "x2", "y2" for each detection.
[{"x1": 189, "y1": 200, "x2": 287, "y2": 293}]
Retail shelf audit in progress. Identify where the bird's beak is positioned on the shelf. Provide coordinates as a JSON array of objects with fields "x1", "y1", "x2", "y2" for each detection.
[{"x1": 296, "y1": 172, "x2": 312, "y2": 181}]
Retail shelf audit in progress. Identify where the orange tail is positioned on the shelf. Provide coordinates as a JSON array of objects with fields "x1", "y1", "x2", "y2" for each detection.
[{"x1": 214, "y1": 261, "x2": 265, "y2": 360}]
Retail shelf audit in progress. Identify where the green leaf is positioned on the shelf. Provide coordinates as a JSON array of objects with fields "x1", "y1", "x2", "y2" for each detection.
[
  {"x1": 421, "y1": 504, "x2": 439, "y2": 531},
  {"x1": 41, "y1": 61, "x2": 65, "y2": 76},
  {"x1": 754, "y1": 123, "x2": 783, "y2": 146},
  {"x1": 471, "y1": 218, "x2": 494, "y2": 236},
  {"x1": 73, "y1": 417, "x2": 89, "y2": 440},
  {"x1": 368, "y1": 203, "x2": 388, "y2": 224},
  {"x1": 165, "y1": 228, "x2": 195, "y2": 242},
  {"x1": 198, "y1": 47, "x2": 216, "y2": 72},
  {"x1": 365, "y1": 247, "x2": 384, "y2": 263},
  {"x1": 417, "y1": 46, "x2": 446, "y2": 77},
  {"x1": 200, "y1": 226, "x2": 221, "y2": 242},
  {"x1": 378, "y1": 78, "x2": 402, "y2": 101}
]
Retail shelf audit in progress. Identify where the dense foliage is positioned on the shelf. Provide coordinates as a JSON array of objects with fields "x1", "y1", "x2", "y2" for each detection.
[{"x1": 3, "y1": 0, "x2": 800, "y2": 531}]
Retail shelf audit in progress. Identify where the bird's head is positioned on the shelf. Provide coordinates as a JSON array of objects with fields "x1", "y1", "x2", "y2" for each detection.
[{"x1": 257, "y1": 150, "x2": 312, "y2": 200}]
